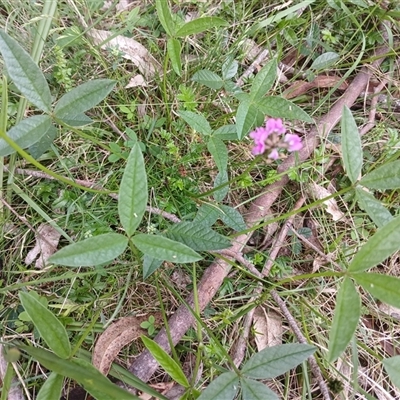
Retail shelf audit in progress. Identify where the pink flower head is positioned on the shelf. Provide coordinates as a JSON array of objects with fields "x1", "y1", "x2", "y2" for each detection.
[
  {"x1": 268, "y1": 149, "x2": 280, "y2": 160},
  {"x1": 284, "y1": 134, "x2": 302, "y2": 152},
  {"x1": 249, "y1": 118, "x2": 285, "y2": 155}
]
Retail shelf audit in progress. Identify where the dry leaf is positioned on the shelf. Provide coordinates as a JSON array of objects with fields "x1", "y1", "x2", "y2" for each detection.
[
  {"x1": 284, "y1": 75, "x2": 348, "y2": 99},
  {"x1": 125, "y1": 74, "x2": 147, "y2": 88},
  {"x1": 307, "y1": 183, "x2": 345, "y2": 222},
  {"x1": 253, "y1": 306, "x2": 282, "y2": 351},
  {"x1": 88, "y1": 29, "x2": 162, "y2": 80},
  {"x1": 25, "y1": 223, "x2": 61, "y2": 269},
  {"x1": 92, "y1": 317, "x2": 145, "y2": 375}
]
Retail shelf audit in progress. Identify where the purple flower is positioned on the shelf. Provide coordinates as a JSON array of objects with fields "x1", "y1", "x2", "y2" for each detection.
[
  {"x1": 284, "y1": 134, "x2": 302, "y2": 152},
  {"x1": 268, "y1": 149, "x2": 280, "y2": 160},
  {"x1": 249, "y1": 118, "x2": 285, "y2": 155}
]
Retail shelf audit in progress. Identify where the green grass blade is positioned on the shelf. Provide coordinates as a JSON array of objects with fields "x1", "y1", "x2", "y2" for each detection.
[
  {"x1": 19, "y1": 292, "x2": 71, "y2": 359},
  {"x1": 118, "y1": 143, "x2": 148, "y2": 237},
  {"x1": 328, "y1": 277, "x2": 360, "y2": 362},
  {"x1": 0, "y1": 30, "x2": 51, "y2": 112},
  {"x1": 49, "y1": 233, "x2": 128, "y2": 267},
  {"x1": 341, "y1": 106, "x2": 362, "y2": 184}
]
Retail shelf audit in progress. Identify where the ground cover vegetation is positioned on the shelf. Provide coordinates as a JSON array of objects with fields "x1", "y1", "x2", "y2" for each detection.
[{"x1": 1, "y1": 0, "x2": 400, "y2": 399}]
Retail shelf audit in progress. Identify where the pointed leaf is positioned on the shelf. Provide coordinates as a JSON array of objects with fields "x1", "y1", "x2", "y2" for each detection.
[
  {"x1": 18, "y1": 345, "x2": 140, "y2": 400},
  {"x1": 29, "y1": 124, "x2": 58, "y2": 159},
  {"x1": 193, "y1": 204, "x2": 220, "y2": 226},
  {"x1": 132, "y1": 234, "x2": 202, "y2": 263},
  {"x1": 241, "y1": 377, "x2": 279, "y2": 400},
  {"x1": 59, "y1": 113, "x2": 93, "y2": 127},
  {"x1": 176, "y1": 17, "x2": 228, "y2": 37},
  {"x1": 37, "y1": 372, "x2": 63, "y2": 400},
  {"x1": 179, "y1": 110, "x2": 212, "y2": 136},
  {"x1": 54, "y1": 79, "x2": 116, "y2": 119},
  {"x1": 218, "y1": 204, "x2": 246, "y2": 231},
  {"x1": 19, "y1": 292, "x2": 71, "y2": 359},
  {"x1": 341, "y1": 106, "x2": 362, "y2": 183},
  {"x1": 213, "y1": 124, "x2": 237, "y2": 140},
  {"x1": 310, "y1": 51, "x2": 340, "y2": 70},
  {"x1": 0, "y1": 30, "x2": 51, "y2": 112},
  {"x1": 328, "y1": 277, "x2": 361, "y2": 362},
  {"x1": 166, "y1": 221, "x2": 231, "y2": 251},
  {"x1": 250, "y1": 59, "x2": 277, "y2": 100},
  {"x1": 241, "y1": 344, "x2": 315, "y2": 379},
  {"x1": 222, "y1": 57, "x2": 238, "y2": 80},
  {"x1": 155, "y1": 0, "x2": 175, "y2": 36},
  {"x1": 191, "y1": 69, "x2": 224, "y2": 90},
  {"x1": 348, "y1": 215, "x2": 400, "y2": 272},
  {"x1": 0, "y1": 115, "x2": 52, "y2": 156},
  {"x1": 359, "y1": 161, "x2": 400, "y2": 190},
  {"x1": 143, "y1": 255, "x2": 163, "y2": 279},
  {"x1": 236, "y1": 99, "x2": 259, "y2": 139},
  {"x1": 141, "y1": 336, "x2": 189, "y2": 387},
  {"x1": 352, "y1": 273, "x2": 400, "y2": 309},
  {"x1": 167, "y1": 38, "x2": 182, "y2": 76},
  {"x1": 383, "y1": 356, "x2": 400, "y2": 389},
  {"x1": 355, "y1": 187, "x2": 393, "y2": 228},
  {"x1": 48, "y1": 233, "x2": 128, "y2": 267},
  {"x1": 213, "y1": 170, "x2": 229, "y2": 202},
  {"x1": 197, "y1": 372, "x2": 239, "y2": 400},
  {"x1": 257, "y1": 96, "x2": 313, "y2": 123},
  {"x1": 207, "y1": 136, "x2": 228, "y2": 172},
  {"x1": 118, "y1": 143, "x2": 148, "y2": 236}
]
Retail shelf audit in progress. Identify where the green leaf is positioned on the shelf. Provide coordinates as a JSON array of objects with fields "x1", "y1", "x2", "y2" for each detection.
[
  {"x1": 240, "y1": 377, "x2": 279, "y2": 400},
  {"x1": 218, "y1": 204, "x2": 246, "y2": 231},
  {"x1": 49, "y1": 233, "x2": 128, "y2": 267},
  {"x1": 213, "y1": 170, "x2": 229, "y2": 202},
  {"x1": 29, "y1": 124, "x2": 58, "y2": 159},
  {"x1": 176, "y1": 17, "x2": 228, "y2": 37},
  {"x1": 236, "y1": 99, "x2": 259, "y2": 139},
  {"x1": 207, "y1": 136, "x2": 228, "y2": 172},
  {"x1": 0, "y1": 30, "x2": 51, "y2": 112},
  {"x1": 348, "y1": 215, "x2": 400, "y2": 272},
  {"x1": 166, "y1": 221, "x2": 231, "y2": 251},
  {"x1": 59, "y1": 113, "x2": 93, "y2": 127},
  {"x1": 54, "y1": 79, "x2": 116, "y2": 119},
  {"x1": 193, "y1": 204, "x2": 220, "y2": 226},
  {"x1": 241, "y1": 344, "x2": 315, "y2": 379},
  {"x1": 213, "y1": 124, "x2": 237, "y2": 140},
  {"x1": 179, "y1": 110, "x2": 212, "y2": 136},
  {"x1": 132, "y1": 234, "x2": 202, "y2": 263},
  {"x1": 18, "y1": 345, "x2": 140, "y2": 400},
  {"x1": 167, "y1": 38, "x2": 182, "y2": 76},
  {"x1": 257, "y1": 97, "x2": 313, "y2": 123},
  {"x1": 249, "y1": 59, "x2": 277, "y2": 100},
  {"x1": 118, "y1": 143, "x2": 148, "y2": 236},
  {"x1": 37, "y1": 372, "x2": 64, "y2": 400},
  {"x1": 383, "y1": 356, "x2": 400, "y2": 389},
  {"x1": 310, "y1": 51, "x2": 340, "y2": 70},
  {"x1": 359, "y1": 161, "x2": 400, "y2": 190},
  {"x1": 191, "y1": 69, "x2": 224, "y2": 90},
  {"x1": 197, "y1": 372, "x2": 239, "y2": 400},
  {"x1": 19, "y1": 292, "x2": 71, "y2": 359},
  {"x1": 355, "y1": 187, "x2": 393, "y2": 228},
  {"x1": 328, "y1": 277, "x2": 361, "y2": 362},
  {"x1": 0, "y1": 115, "x2": 52, "y2": 156},
  {"x1": 141, "y1": 336, "x2": 189, "y2": 387},
  {"x1": 155, "y1": 0, "x2": 175, "y2": 36},
  {"x1": 341, "y1": 106, "x2": 362, "y2": 183},
  {"x1": 352, "y1": 273, "x2": 400, "y2": 309},
  {"x1": 221, "y1": 57, "x2": 238, "y2": 80},
  {"x1": 142, "y1": 255, "x2": 163, "y2": 279}
]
